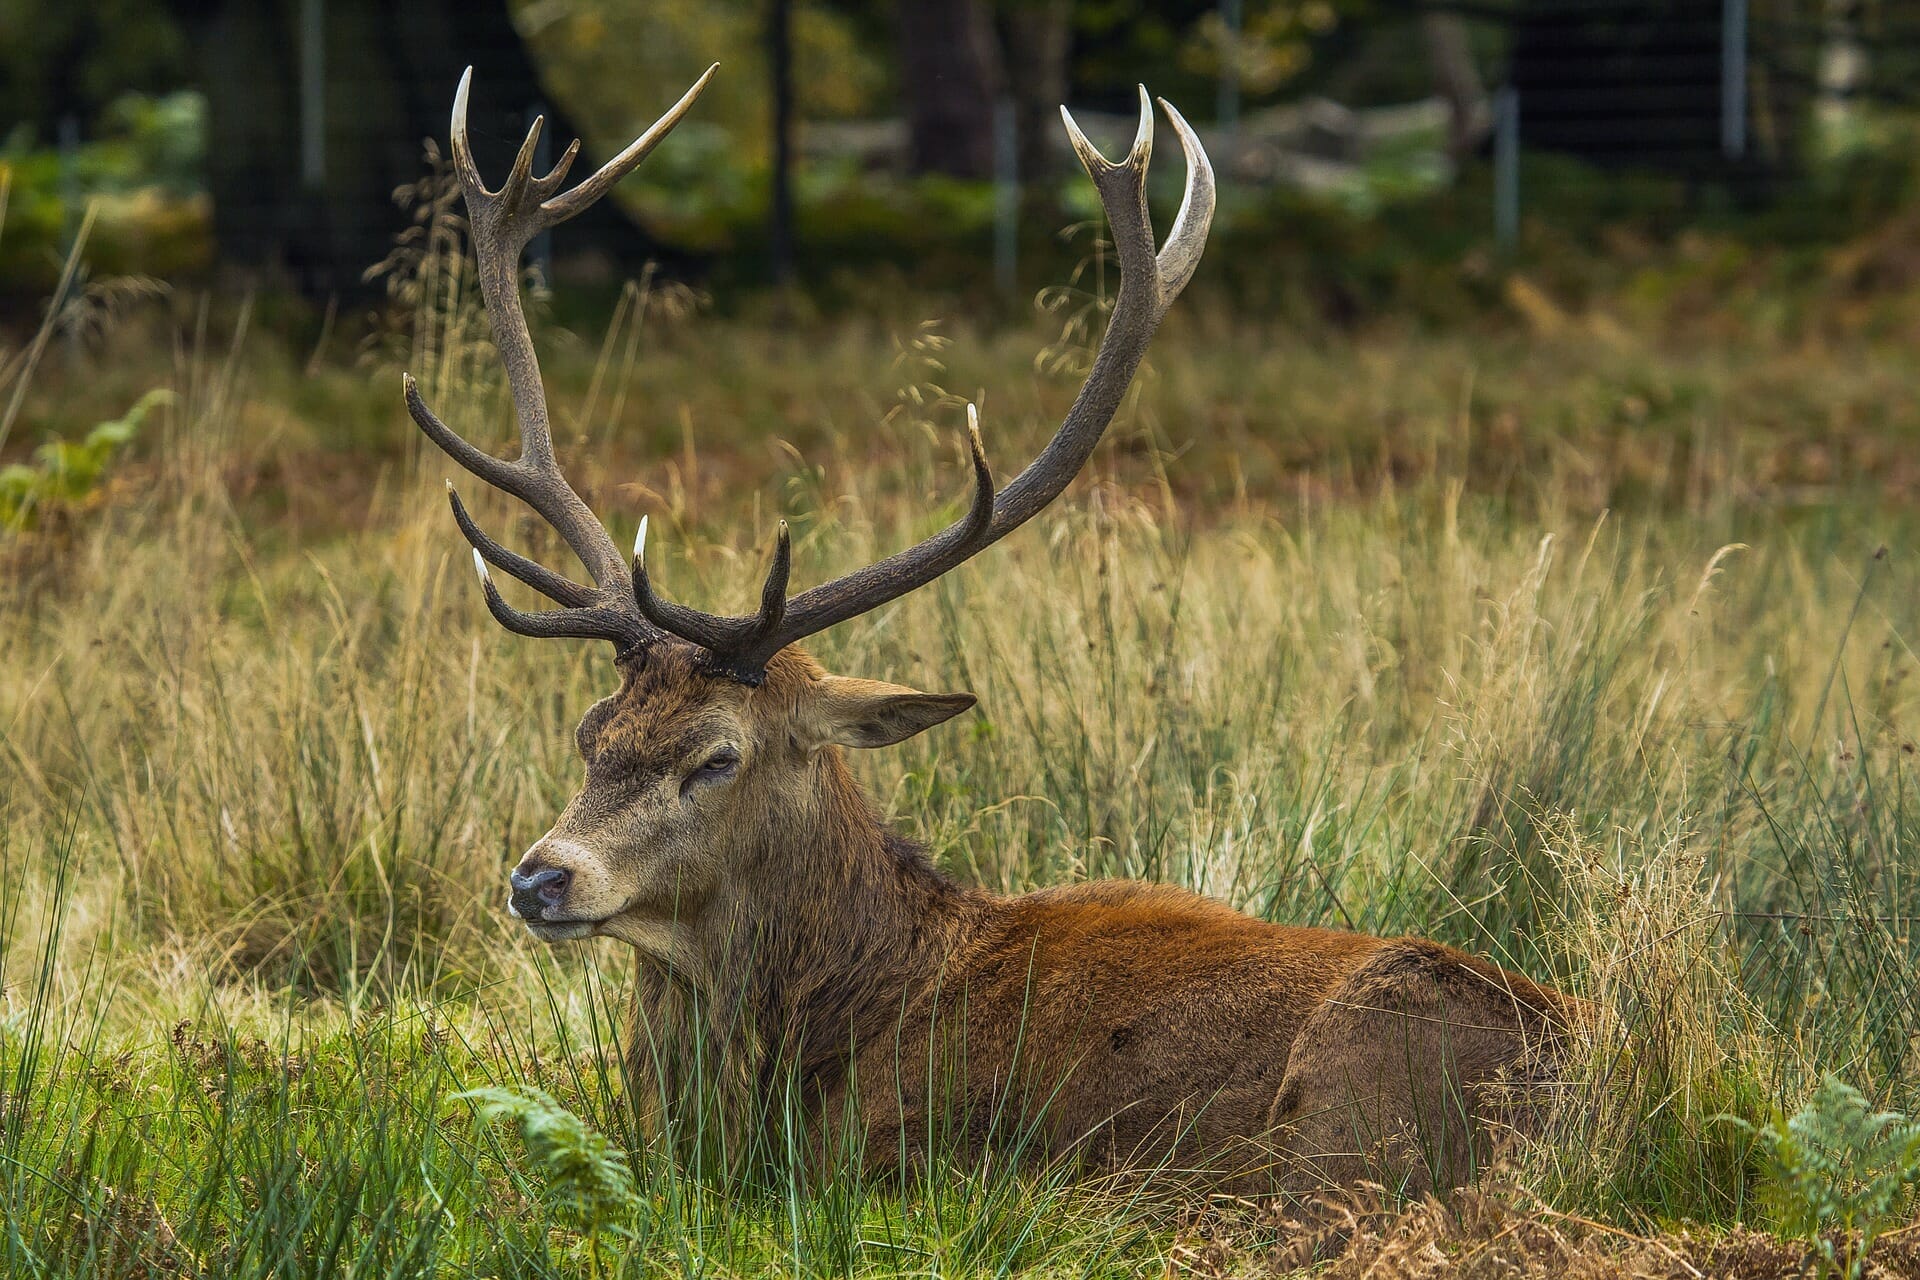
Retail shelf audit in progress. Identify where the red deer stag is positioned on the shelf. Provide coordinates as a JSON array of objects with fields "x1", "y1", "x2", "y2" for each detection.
[{"x1": 406, "y1": 66, "x2": 1573, "y2": 1194}]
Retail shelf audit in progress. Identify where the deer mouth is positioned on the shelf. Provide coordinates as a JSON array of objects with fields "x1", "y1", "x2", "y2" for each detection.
[
  {"x1": 523, "y1": 919, "x2": 597, "y2": 942},
  {"x1": 508, "y1": 894, "x2": 603, "y2": 941}
]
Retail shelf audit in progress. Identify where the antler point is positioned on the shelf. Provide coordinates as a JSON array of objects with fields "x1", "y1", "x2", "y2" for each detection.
[
  {"x1": 1059, "y1": 105, "x2": 1111, "y2": 175},
  {"x1": 1130, "y1": 86, "x2": 1154, "y2": 160}
]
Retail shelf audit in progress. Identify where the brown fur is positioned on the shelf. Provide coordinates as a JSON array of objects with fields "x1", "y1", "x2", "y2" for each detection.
[{"x1": 510, "y1": 641, "x2": 1575, "y2": 1196}]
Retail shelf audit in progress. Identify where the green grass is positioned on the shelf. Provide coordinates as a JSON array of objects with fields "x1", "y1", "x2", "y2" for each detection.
[{"x1": 3, "y1": 271, "x2": 1920, "y2": 1274}]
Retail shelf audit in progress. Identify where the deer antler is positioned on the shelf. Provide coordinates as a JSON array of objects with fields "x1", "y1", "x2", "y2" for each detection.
[
  {"x1": 414, "y1": 72, "x2": 1212, "y2": 681},
  {"x1": 636, "y1": 88, "x2": 1214, "y2": 682},
  {"x1": 405, "y1": 65, "x2": 717, "y2": 654}
]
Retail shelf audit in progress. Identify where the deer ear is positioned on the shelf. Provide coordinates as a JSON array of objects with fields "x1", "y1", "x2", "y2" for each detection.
[{"x1": 802, "y1": 676, "x2": 976, "y2": 749}]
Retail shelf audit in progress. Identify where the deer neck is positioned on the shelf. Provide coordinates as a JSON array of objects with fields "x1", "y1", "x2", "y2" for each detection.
[{"x1": 692, "y1": 746, "x2": 985, "y2": 1093}]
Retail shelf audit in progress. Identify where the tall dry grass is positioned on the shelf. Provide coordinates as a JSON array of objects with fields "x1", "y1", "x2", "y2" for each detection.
[{"x1": 2, "y1": 250, "x2": 1919, "y2": 1270}]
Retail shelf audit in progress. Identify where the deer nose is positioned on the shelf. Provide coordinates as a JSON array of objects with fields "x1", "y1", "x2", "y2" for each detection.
[{"x1": 509, "y1": 866, "x2": 571, "y2": 918}]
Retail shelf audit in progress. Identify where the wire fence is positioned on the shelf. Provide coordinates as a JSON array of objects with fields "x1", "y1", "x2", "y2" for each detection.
[{"x1": 18, "y1": 2, "x2": 1920, "y2": 295}]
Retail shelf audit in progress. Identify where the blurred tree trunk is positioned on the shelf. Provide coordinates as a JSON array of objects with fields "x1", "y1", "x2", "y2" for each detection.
[
  {"x1": 768, "y1": 0, "x2": 795, "y2": 285},
  {"x1": 896, "y1": 0, "x2": 1000, "y2": 179},
  {"x1": 1000, "y1": 0, "x2": 1071, "y2": 209},
  {"x1": 1421, "y1": 13, "x2": 1488, "y2": 160},
  {"x1": 896, "y1": 0, "x2": 1073, "y2": 221},
  {"x1": 170, "y1": 0, "x2": 671, "y2": 296}
]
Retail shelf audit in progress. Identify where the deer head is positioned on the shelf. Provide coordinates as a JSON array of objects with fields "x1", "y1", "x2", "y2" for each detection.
[{"x1": 405, "y1": 67, "x2": 1212, "y2": 958}]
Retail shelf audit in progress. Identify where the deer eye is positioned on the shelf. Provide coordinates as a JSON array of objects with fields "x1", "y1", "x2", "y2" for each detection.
[{"x1": 681, "y1": 746, "x2": 740, "y2": 797}]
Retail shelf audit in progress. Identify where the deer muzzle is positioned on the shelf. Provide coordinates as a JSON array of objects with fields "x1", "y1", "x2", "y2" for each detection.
[
  {"x1": 506, "y1": 838, "x2": 623, "y2": 940},
  {"x1": 508, "y1": 864, "x2": 570, "y2": 919}
]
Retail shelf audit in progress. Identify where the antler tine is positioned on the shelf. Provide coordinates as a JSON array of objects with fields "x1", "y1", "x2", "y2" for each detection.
[
  {"x1": 546, "y1": 65, "x2": 719, "y2": 224},
  {"x1": 755, "y1": 522, "x2": 794, "y2": 630},
  {"x1": 540, "y1": 137, "x2": 584, "y2": 198},
  {"x1": 633, "y1": 521, "x2": 798, "y2": 682},
  {"x1": 638, "y1": 90, "x2": 1212, "y2": 680},
  {"x1": 446, "y1": 481, "x2": 597, "y2": 609},
  {"x1": 498, "y1": 112, "x2": 546, "y2": 212},
  {"x1": 410, "y1": 68, "x2": 718, "y2": 653},
  {"x1": 469, "y1": 550, "x2": 653, "y2": 651},
  {"x1": 1152, "y1": 98, "x2": 1214, "y2": 302},
  {"x1": 410, "y1": 376, "x2": 616, "y2": 616},
  {"x1": 636, "y1": 409, "x2": 996, "y2": 682},
  {"x1": 448, "y1": 68, "x2": 487, "y2": 197}
]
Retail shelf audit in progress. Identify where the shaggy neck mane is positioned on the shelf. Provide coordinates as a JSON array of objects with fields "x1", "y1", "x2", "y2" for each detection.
[{"x1": 642, "y1": 740, "x2": 988, "y2": 1110}]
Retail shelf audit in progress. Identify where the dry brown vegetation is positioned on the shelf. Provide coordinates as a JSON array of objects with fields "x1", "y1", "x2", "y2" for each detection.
[
  {"x1": 1171, "y1": 1180, "x2": 1920, "y2": 1278},
  {"x1": 3, "y1": 258, "x2": 1919, "y2": 1271}
]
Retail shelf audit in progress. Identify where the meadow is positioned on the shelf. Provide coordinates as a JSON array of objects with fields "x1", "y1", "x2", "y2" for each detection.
[{"x1": 4, "y1": 249, "x2": 1920, "y2": 1275}]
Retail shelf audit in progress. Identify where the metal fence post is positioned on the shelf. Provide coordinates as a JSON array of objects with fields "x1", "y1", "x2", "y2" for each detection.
[
  {"x1": 300, "y1": 0, "x2": 326, "y2": 188},
  {"x1": 1217, "y1": 0, "x2": 1243, "y2": 137},
  {"x1": 1722, "y1": 0, "x2": 1748, "y2": 160},
  {"x1": 993, "y1": 96, "x2": 1018, "y2": 296},
  {"x1": 1494, "y1": 87, "x2": 1519, "y2": 253}
]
